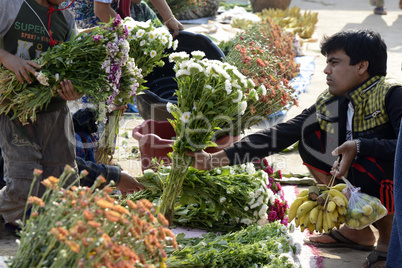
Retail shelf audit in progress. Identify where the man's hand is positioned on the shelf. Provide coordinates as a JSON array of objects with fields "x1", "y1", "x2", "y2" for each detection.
[
  {"x1": 165, "y1": 18, "x2": 184, "y2": 37},
  {"x1": 330, "y1": 140, "x2": 357, "y2": 179},
  {"x1": 58, "y1": 79, "x2": 83, "y2": 101},
  {"x1": 116, "y1": 171, "x2": 145, "y2": 196},
  {"x1": 186, "y1": 150, "x2": 212, "y2": 170},
  {"x1": 0, "y1": 51, "x2": 40, "y2": 84}
]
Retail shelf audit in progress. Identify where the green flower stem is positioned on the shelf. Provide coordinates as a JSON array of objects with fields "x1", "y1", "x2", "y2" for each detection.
[{"x1": 159, "y1": 152, "x2": 193, "y2": 224}]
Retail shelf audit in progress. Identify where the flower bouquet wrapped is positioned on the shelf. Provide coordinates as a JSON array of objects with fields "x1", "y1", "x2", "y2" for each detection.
[
  {"x1": 0, "y1": 16, "x2": 139, "y2": 125},
  {"x1": 8, "y1": 167, "x2": 177, "y2": 267},
  {"x1": 127, "y1": 163, "x2": 288, "y2": 231},
  {"x1": 157, "y1": 51, "x2": 257, "y2": 222}
]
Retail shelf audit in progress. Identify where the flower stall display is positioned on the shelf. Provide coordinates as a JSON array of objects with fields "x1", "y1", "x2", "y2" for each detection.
[
  {"x1": 125, "y1": 162, "x2": 288, "y2": 232},
  {"x1": 8, "y1": 167, "x2": 177, "y2": 268},
  {"x1": 167, "y1": 222, "x2": 301, "y2": 267},
  {"x1": 156, "y1": 51, "x2": 256, "y2": 223},
  {"x1": 96, "y1": 17, "x2": 176, "y2": 164},
  {"x1": 0, "y1": 17, "x2": 138, "y2": 125}
]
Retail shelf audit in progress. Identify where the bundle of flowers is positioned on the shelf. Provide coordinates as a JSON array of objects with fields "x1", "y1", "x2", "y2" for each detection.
[
  {"x1": 167, "y1": 222, "x2": 301, "y2": 267},
  {"x1": 0, "y1": 16, "x2": 139, "y2": 125},
  {"x1": 91, "y1": 16, "x2": 176, "y2": 164},
  {"x1": 126, "y1": 163, "x2": 288, "y2": 232},
  {"x1": 8, "y1": 166, "x2": 177, "y2": 268},
  {"x1": 221, "y1": 24, "x2": 298, "y2": 128},
  {"x1": 123, "y1": 17, "x2": 177, "y2": 80},
  {"x1": 156, "y1": 51, "x2": 256, "y2": 222}
]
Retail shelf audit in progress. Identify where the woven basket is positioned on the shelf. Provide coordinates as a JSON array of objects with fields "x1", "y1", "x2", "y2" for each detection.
[{"x1": 250, "y1": 0, "x2": 291, "y2": 12}]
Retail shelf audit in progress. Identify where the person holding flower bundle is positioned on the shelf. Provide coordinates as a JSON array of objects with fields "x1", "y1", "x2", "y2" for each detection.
[
  {"x1": 0, "y1": 0, "x2": 82, "y2": 228},
  {"x1": 94, "y1": 0, "x2": 184, "y2": 37},
  {"x1": 188, "y1": 29, "x2": 402, "y2": 267}
]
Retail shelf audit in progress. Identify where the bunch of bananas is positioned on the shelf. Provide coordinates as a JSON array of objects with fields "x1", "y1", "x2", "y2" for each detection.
[{"x1": 288, "y1": 184, "x2": 348, "y2": 234}]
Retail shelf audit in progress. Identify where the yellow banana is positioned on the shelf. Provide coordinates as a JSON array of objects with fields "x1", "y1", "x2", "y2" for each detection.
[
  {"x1": 337, "y1": 205, "x2": 347, "y2": 216},
  {"x1": 296, "y1": 200, "x2": 317, "y2": 220},
  {"x1": 297, "y1": 189, "x2": 309, "y2": 198},
  {"x1": 299, "y1": 213, "x2": 307, "y2": 227},
  {"x1": 329, "y1": 210, "x2": 338, "y2": 223},
  {"x1": 294, "y1": 217, "x2": 300, "y2": 228},
  {"x1": 309, "y1": 205, "x2": 321, "y2": 225},
  {"x1": 303, "y1": 210, "x2": 311, "y2": 227},
  {"x1": 329, "y1": 189, "x2": 349, "y2": 207},
  {"x1": 315, "y1": 208, "x2": 324, "y2": 232},
  {"x1": 326, "y1": 211, "x2": 335, "y2": 231},
  {"x1": 288, "y1": 196, "x2": 309, "y2": 222},
  {"x1": 307, "y1": 222, "x2": 315, "y2": 234},
  {"x1": 322, "y1": 212, "x2": 329, "y2": 233},
  {"x1": 326, "y1": 200, "x2": 337, "y2": 213},
  {"x1": 331, "y1": 183, "x2": 347, "y2": 192},
  {"x1": 331, "y1": 195, "x2": 346, "y2": 208}
]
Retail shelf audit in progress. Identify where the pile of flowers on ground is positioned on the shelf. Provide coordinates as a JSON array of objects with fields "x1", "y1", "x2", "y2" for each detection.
[
  {"x1": 8, "y1": 166, "x2": 177, "y2": 268},
  {"x1": 0, "y1": 16, "x2": 139, "y2": 125},
  {"x1": 167, "y1": 222, "x2": 301, "y2": 267},
  {"x1": 125, "y1": 161, "x2": 288, "y2": 232}
]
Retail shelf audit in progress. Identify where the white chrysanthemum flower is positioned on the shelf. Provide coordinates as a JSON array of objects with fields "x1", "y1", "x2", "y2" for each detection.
[
  {"x1": 150, "y1": 50, "x2": 157, "y2": 58},
  {"x1": 180, "y1": 112, "x2": 191, "y2": 123},
  {"x1": 257, "y1": 217, "x2": 268, "y2": 226},
  {"x1": 166, "y1": 102, "x2": 174, "y2": 114},
  {"x1": 161, "y1": 36, "x2": 168, "y2": 45},
  {"x1": 191, "y1": 50, "x2": 205, "y2": 60},
  {"x1": 216, "y1": 169, "x2": 222, "y2": 174},
  {"x1": 246, "y1": 162, "x2": 255, "y2": 174},
  {"x1": 240, "y1": 218, "x2": 254, "y2": 225},
  {"x1": 169, "y1": 51, "x2": 190, "y2": 62},
  {"x1": 244, "y1": 206, "x2": 249, "y2": 211},
  {"x1": 36, "y1": 71, "x2": 49, "y2": 86},
  {"x1": 148, "y1": 31, "x2": 156, "y2": 42},
  {"x1": 172, "y1": 39, "x2": 178, "y2": 50},
  {"x1": 249, "y1": 192, "x2": 255, "y2": 198},
  {"x1": 240, "y1": 101, "x2": 247, "y2": 115},
  {"x1": 288, "y1": 222, "x2": 295, "y2": 233},
  {"x1": 281, "y1": 224, "x2": 288, "y2": 234},
  {"x1": 55, "y1": 73, "x2": 60, "y2": 82},
  {"x1": 225, "y1": 80, "x2": 232, "y2": 95},
  {"x1": 219, "y1": 197, "x2": 226, "y2": 203},
  {"x1": 136, "y1": 20, "x2": 151, "y2": 29},
  {"x1": 140, "y1": 40, "x2": 146, "y2": 47},
  {"x1": 259, "y1": 84, "x2": 267, "y2": 95},
  {"x1": 232, "y1": 90, "x2": 243, "y2": 103},
  {"x1": 258, "y1": 204, "x2": 268, "y2": 217},
  {"x1": 287, "y1": 235, "x2": 294, "y2": 246},
  {"x1": 176, "y1": 69, "x2": 191, "y2": 78}
]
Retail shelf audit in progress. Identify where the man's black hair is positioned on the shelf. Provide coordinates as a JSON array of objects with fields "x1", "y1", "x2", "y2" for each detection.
[{"x1": 320, "y1": 29, "x2": 387, "y2": 76}]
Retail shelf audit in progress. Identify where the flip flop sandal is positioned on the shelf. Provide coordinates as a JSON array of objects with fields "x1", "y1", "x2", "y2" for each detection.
[
  {"x1": 303, "y1": 229, "x2": 375, "y2": 251},
  {"x1": 374, "y1": 7, "x2": 387, "y2": 15},
  {"x1": 366, "y1": 250, "x2": 387, "y2": 267}
]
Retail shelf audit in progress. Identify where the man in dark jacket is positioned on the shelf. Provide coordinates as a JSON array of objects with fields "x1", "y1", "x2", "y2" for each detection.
[{"x1": 188, "y1": 29, "x2": 402, "y2": 267}]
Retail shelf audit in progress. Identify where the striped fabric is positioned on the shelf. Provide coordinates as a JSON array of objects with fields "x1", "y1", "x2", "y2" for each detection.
[{"x1": 387, "y1": 120, "x2": 402, "y2": 267}]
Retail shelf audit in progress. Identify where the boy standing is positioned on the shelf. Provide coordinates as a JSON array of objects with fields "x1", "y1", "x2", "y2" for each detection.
[{"x1": 0, "y1": 0, "x2": 82, "y2": 227}]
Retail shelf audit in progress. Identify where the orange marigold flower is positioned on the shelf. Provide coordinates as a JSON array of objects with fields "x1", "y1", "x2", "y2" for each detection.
[
  {"x1": 105, "y1": 210, "x2": 121, "y2": 222},
  {"x1": 112, "y1": 205, "x2": 129, "y2": 215},
  {"x1": 126, "y1": 200, "x2": 137, "y2": 210},
  {"x1": 67, "y1": 241, "x2": 80, "y2": 253},
  {"x1": 31, "y1": 212, "x2": 39, "y2": 218},
  {"x1": 28, "y1": 196, "x2": 45, "y2": 207},
  {"x1": 33, "y1": 169, "x2": 43, "y2": 176},
  {"x1": 96, "y1": 199, "x2": 114, "y2": 209},
  {"x1": 88, "y1": 221, "x2": 101, "y2": 228},
  {"x1": 157, "y1": 213, "x2": 169, "y2": 227},
  {"x1": 50, "y1": 227, "x2": 68, "y2": 242},
  {"x1": 83, "y1": 210, "x2": 94, "y2": 221},
  {"x1": 139, "y1": 199, "x2": 153, "y2": 209}
]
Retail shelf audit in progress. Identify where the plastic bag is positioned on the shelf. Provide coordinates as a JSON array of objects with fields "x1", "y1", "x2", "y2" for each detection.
[{"x1": 342, "y1": 177, "x2": 387, "y2": 229}]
